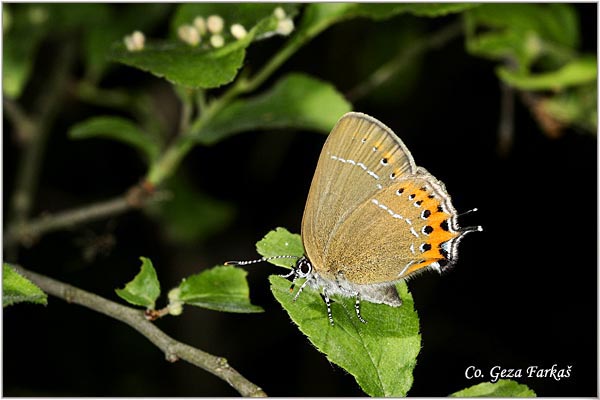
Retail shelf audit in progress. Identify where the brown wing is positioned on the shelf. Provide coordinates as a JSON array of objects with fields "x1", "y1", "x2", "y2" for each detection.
[
  {"x1": 323, "y1": 172, "x2": 461, "y2": 285},
  {"x1": 301, "y1": 112, "x2": 417, "y2": 278}
]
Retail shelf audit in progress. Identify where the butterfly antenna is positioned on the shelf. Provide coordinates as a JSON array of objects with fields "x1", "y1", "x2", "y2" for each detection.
[
  {"x1": 457, "y1": 208, "x2": 482, "y2": 234},
  {"x1": 461, "y1": 225, "x2": 483, "y2": 234},
  {"x1": 224, "y1": 255, "x2": 300, "y2": 266},
  {"x1": 458, "y1": 207, "x2": 478, "y2": 217}
]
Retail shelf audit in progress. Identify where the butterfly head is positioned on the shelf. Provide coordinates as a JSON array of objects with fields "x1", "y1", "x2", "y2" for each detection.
[{"x1": 294, "y1": 256, "x2": 313, "y2": 279}]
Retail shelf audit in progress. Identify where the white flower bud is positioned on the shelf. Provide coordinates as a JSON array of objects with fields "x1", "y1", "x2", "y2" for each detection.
[
  {"x1": 276, "y1": 18, "x2": 294, "y2": 36},
  {"x1": 273, "y1": 7, "x2": 286, "y2": 20},
  {"x1": 178, "y1": 24, "x2": 200, "y2": 46},
  {"x1": 207, "y1": 15, "x2": 224, "y2": 34},
  {"x1": 193, "y1": 16, "x2": 207, "y2": 36},
  {"x1": 168, "y1": 302, "x2": 183, "y2": 316},
  {"x1": 124, "y1": 30, "x2": 145, "y2": 52},
  {"x1": 168, "y1": 287, "x2": 181, "y2": 302},
  {"x1": 525, "y1": 33, "x2": 542, "y2": 58},
  {"x1": 210, "y1": 34, "x2": 225, "y2": 48},
  {"x1": 230, "y1": 23, "x2": 247, "y2": 40}
]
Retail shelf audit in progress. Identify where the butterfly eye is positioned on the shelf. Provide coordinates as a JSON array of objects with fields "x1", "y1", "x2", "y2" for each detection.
[{"x1": 297, "y1": 259, "x2": 312, "y2": 276}]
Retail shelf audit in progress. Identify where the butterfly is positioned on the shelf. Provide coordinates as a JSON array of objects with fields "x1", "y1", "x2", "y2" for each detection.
[{"x1": 229, "y1": 112, "x2": 481, "y2": 325}]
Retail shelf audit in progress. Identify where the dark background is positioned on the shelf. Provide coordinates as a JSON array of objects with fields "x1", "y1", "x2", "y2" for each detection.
[{"x1": 4, "y1": 3, "x2": 597, "y2": 397}]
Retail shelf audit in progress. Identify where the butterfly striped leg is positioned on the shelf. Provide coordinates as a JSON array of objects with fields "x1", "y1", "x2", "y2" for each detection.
[
  {"x1": 354, "y1": 293, "x2": 367, "y2": 324},
  {"x1": 333, "y1": 270, "x2": 366, "y2": 324},
  {"x1": 293, "y1": 278, "x2": 311, "y2": 301},
  {"x1": 320, "y1": 289, "x2": 335, "y2": 326}
]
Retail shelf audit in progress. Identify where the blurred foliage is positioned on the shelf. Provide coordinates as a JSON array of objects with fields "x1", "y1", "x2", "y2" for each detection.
[
  {"x1": 3, "y1": 4, "x2": 169, "y2": 96},
  {"x1": 145, "y1": 172, "x2": 236, "y2": 245},
  {"x1": 465, "y1": 3, "x2": 597, "y2": 136},
  {"x1": 196, "y1": 73, "x2": 351, "y2": 144},
  {"x1": 69, "y1": 116, "x2": 161, "y2": 164}
]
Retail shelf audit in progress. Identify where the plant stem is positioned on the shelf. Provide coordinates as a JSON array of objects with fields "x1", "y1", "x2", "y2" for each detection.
[
  {"x1": 346, "y1": 20, "x2": 464, "y2": 102},
  {"x1": 145, "y1": 138, "x2": 195, "y2": 185},
  {"x1": 12, "y1": 265, "x2": 267, "y2": 397},
  {"x1": 3, "y1": 186, "x2": 171, "y2": 248},
  {"x1": 145, "y1": 9, "x2": 332, "y2": 188},
  {"x1": 178, "y1": 89, "x2": 194, "y2": 136},
  {"x1": 3, "y1": 99, "x2": 36, "y2": 144},
  {"x1": 497, "y1": 82, "x2": 515, "y2": 156},
  {"x1": 8, "y1": 41, "x2": 75, "y2": 227},
  {"x1": 236, "y1": 12, "x2": 332, "y2": 95}
]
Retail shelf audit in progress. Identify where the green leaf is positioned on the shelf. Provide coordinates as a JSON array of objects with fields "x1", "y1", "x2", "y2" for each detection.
[
  {"x1": 195, "y1": 73, "x2": 352, "y2": 144},
  {"x1": 3, "y1": 5, "x2": 48, "y2": 98},
  {"x1": 111, "y1": 42, "x2": 246, "y2": 89},
  {"x1": 540, "y1": 84, "x2": 597, "y2": 133},
  {"x1": 465, "y1": 4, "x2": 579, "y2": 48},
  {"x1": 178, "y1": 265, "x2": 263, "y2": 313},
  {"x1": 352, "y1": 3, "x2": 478, "y2": 19},
  {"x1": 116, "y1": 257, "x2": 161, "y2": 309},
  {"x1": 450, "y1": 379, "x2": 536, "y2": 397},
  {"x1": 294, "y1": 3, "x2": 474, "y2": 43},
  {"x1": 465, "y1": 4, "x2": 580, "y2": 68},
  {"x1": 270, "y1": 276, "x2": 420, "y2": 397},
  {"x1": 69, "y1": 116, "x2": 160, "y2": 164},
  {"x1": 255, "y1": 227, "x2": 304, "y2": 268},
  {"x1": 3, "y1": 263, "x2": 47, "y2": 307},
  {"x1": 112, "y1": 4, "x2": 298, "y2": 89},
  {"x1": 145, "y1": 172, "x2": 235, "y2": 244},
  {"x1": 262, "y1": 227, "x2": 421, "y2": 395},
  {"x1": 497, "y1": 56, "x2": 597, "y2": 91}
]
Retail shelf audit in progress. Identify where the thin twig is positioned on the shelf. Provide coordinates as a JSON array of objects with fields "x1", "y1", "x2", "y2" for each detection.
[
  {"x1": 11, "y1": 41, "x2": 75, "y2": 221},
  {"x1": 7, "y1": 40, "x2": 77, "y2": 257},
  {"x1": 497, "y1": 81, "x2": 515, "y2": 156},
  {"x1": 346, "y1": 20, "x2": 464, "y2": 102},
  {"x1": 3, "y1": 98, "x2": 36, "y2": 144},
  {"x1": 3, "y1": 185, "x2": 172, "y2": 248},
  {"x1": 12, "y1": 265, "x2": 267, "y2": 397},
  {"x1": 519, "y1": 90, "x2": 565, "y2": 139}
]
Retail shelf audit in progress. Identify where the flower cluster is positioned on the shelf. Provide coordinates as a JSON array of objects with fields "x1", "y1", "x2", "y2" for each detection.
[
  {"x1": 273, "y1": 6, "x2": 294, "y2": 36},
  {"x1": 124, "y1": 30, "x2": 146, "y2": 52},
  {"x1": 123, "y1": 7, "x2": 295, "y2": 53},
  {"x1": 177, "y1": 14, "x2": 247, "y2": 49}
]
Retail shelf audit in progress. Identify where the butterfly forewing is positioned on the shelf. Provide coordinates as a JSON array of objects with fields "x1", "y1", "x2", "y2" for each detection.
[{"x1": 301, "y1": 113, "x2": 418, "y2": 280}]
